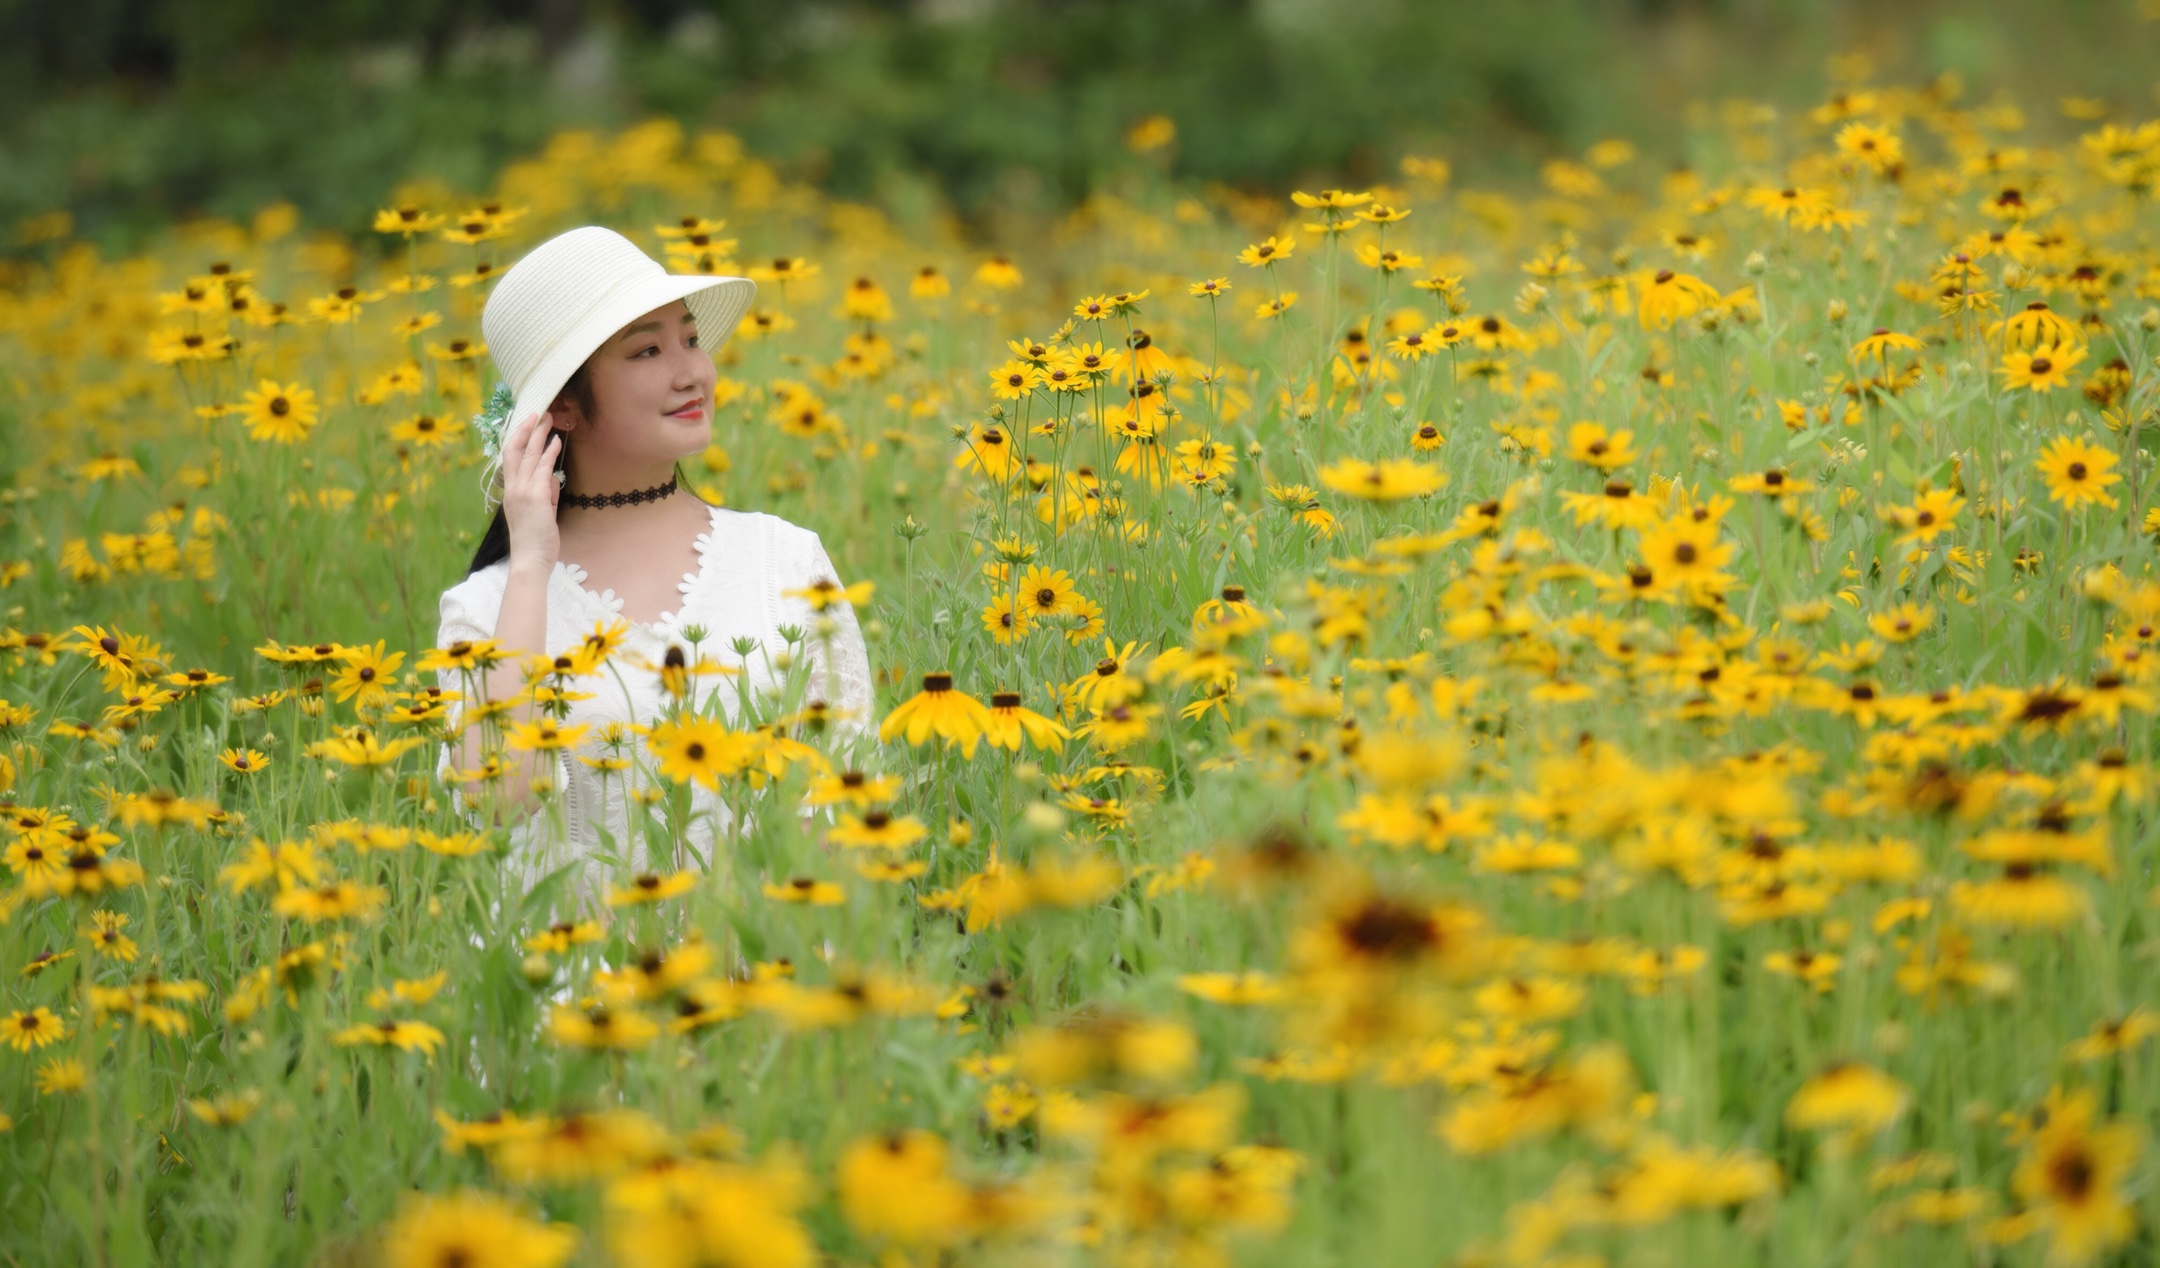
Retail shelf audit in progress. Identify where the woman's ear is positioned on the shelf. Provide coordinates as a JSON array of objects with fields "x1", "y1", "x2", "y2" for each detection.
[{"x1": 546, "y1": 400, "x2": 578, "y2": 433}]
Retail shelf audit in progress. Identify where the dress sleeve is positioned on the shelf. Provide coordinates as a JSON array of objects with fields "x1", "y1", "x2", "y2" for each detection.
[{"x1": 786, "y1": 531, "x2": 878, "y2": 754}]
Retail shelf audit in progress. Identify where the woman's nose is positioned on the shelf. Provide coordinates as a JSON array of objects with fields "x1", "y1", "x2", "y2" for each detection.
[{"x1": 672, "y1": 345, "x2": 713, "y2": 387}]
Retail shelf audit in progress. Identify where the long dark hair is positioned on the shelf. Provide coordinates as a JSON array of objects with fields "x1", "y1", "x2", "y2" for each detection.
[{"x1": 465, "y1": 364, "x2": 594, "y2": 575}]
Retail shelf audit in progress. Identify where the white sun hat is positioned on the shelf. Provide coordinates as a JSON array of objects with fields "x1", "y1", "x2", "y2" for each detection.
[{"x1": 474, "y1": 224, "x2": 755, "y2": 508}]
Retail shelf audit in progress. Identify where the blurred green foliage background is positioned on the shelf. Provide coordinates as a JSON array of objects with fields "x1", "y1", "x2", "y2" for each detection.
[{"x1": 2, "y1": 0, "x2": 2156, "y2": 251}]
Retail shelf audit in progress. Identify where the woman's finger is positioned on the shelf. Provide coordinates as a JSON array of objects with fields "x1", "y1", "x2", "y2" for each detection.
[{"x1": 510, "y1": 413, "x2": 543, "y2": 479}]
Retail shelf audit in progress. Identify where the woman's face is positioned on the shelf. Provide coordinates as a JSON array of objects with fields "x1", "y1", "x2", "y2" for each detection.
[{"x1": 552, "y1": 298, "x2": 715, "y2": 465}]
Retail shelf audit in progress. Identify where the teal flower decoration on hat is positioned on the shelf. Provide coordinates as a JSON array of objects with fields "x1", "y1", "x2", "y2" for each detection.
[{"x1": 472, "y1": 381, "x2": 515, "y2": 462}]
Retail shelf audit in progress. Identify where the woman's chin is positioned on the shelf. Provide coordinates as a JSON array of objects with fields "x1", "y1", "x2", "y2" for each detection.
[{"x1": 664, "y1": 413, "x2": 710, "y2": 445}]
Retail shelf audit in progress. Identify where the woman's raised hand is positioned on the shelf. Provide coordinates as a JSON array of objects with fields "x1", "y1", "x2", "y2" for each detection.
[{"x1": 500, "y1": 408, "x2": 562, "y2": 574}]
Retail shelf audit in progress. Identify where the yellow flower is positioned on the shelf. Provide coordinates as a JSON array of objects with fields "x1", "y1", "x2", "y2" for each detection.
[
  {"x1": 645, "y1": 717, "x2": 755, "y2": 789},
  {"x1": 272, "y1": 880, "x2": 388, "y2": 923},
  {"x1": 378, "y1": 1189, "x2": 577, "y2": 1268},
  {"x1": 1785, "y1": 1062, "x2": 1908, "y2": 1135},
  {"x1": 84, "y1": 910, "x2": 138, "y2": 962},
  {"x1": 764, "y1": 877, "x2": 846, "y2": 905},
  {"x1": 836, "y1": 1130, "x2": 970, "y2": 1249},
  {"x1": 910, "y1": 265, "x2": 950, "y2": 299},
  {"x1": 1317, "y1": 458, "x2": 1448, "y2": 501},
  {"x1": 1635, "y1": 269, "x2": 1722, "y2": 329},
  {"x1": 1850, "y1": 326, "x2": 1923, "y2": 362},
  {"x1": 606, "y1": 870, "x2": 699, "y2": 907},
  {"x1": 980, "y1": 594, "x2": 1030, "y2": 644},
  {"x1": 334, "y1": 1018, "x2": 448, "y2": 1056},
  {"x1": 547, "y1": 1003, "x2": 660, "y2": 1050},
  {"x1": 1354, "y1": 242, "x2": 1425, "y2": 273},
  {"x1": 4, "y1": 1006, "x2": 67, "y2": 1052},
  {"x1": 988, "y1": 360, "x2": 1043, "y2": 400},
  {"x1": 1237, "y1": 236, "x2": 1297, "y2": 267},
  {"x1": 36, "y1": 1057, "x2": 87, "y2": 1096},
  {"x1": 389, "y1": 413, "x2": 464, "y2": 447},
  {"x1": 372, "y1": 206, "x2": 447, "y2": 235},
  {"x1": 1564, "y1": 422, "x2": 1636, "y2": 470},
  {"x1": 2065, "y1": 1009, "x2": 2160, "y2": 1063},
  {"x1": 828, "y1": 810, "x2": 930, "y2": 852},
  {"x1": 1867, "y1": 602, "x2": 1936, "y2": 643},
  {"x1": 2036, "y1": 436, "x2": 2121, "y2": 509},
  {"x1": 2000, "y1": 344, "x2": 2088, "y2": 392},
  {"x1": 972, "y1": 254, "x2": 1022, "y2": 290},
  {"x1": 240, "y1": 379, "x2": 321, "y2": 444},
  {"x1": 781, "y1": 575, "x2": 875, "y2": 612},
  {"x1": 1890, "y1": 488, "x2": 1964, "y2": 544},
  {"x1": 1636, "y1": 518, "x2": 1735, "y2": 587},
  {"x1": 878, "y1": 673, "x2": 995, "y2": 759},
  {"x1": 504, "y1": 719, "x2": 591, "y2": 752},
  {"x1": 1951, "y1": 867, "x2": 2091, "y2": 927},
  {"x1": 1177, "y1": 971, "x2": 1283, "y2": 1005},
  {"x1": 218, "y1": 747, "x2": 269, "y2": 774},
  {"x1": 185, "y1": 1089, "x2": 263, "y2": 1127},
  {"x1": 1835, "y1": 122, "x2": 1904, "y2": 172},
  {"x1": 984, "y1": 691, "x2": 1070, "y2": 754},
  {"x1": 311, "y1": 730, "x2": 427, "y2": 767},
  {"x1": 2010, "y1": 1088, "x2": 2142, "y2": 1267},
  {"x1": 328, "y1": 640, "x2": 405, "y2": 707}
]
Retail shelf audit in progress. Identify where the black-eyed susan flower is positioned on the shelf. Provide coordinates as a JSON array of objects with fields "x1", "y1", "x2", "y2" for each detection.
[
  {"x1": 2008, "y1": 1088, "x2": 2141, "y2": 1266},
  {"x1": 4, "y1": 1007, "x2": 67, "y2": 1052},
  {"x1": 36, "y1": 1057, "x2": 86, "y2": 1096},
  {"x1": 983, "y1": 692, "x2": 1070, "y2": 754},
  {"x1": 606, "y1": 870, "x2": 698, "y2": 908},
  {"x1": 973, "y1": 254, "x2": 1022, "y2": 290},
  {"x1": 2000, "y1": 344, "x2": 2087, "y2": 392},
  {"x1": 333, "y1": 1018, "x2": 447, "y2": 1056},
  {"x1": 878, "y1": 673, "x2": 994, "y2": 759},
  {"x1": 2036, "y1": 436, "x2": 2120, "y2": 509},
  {"x1": 2064, "y1": 1009, "x2": 2160, "y2": 1063},
  {"x1": 1317, "y1": 457, "x2": 1447, "y2": 501},
  {"x1": 272, "y1": 880, "x2": 387, "y2": 923},
  {"x1": 1785, "y1": 1061, "x2": 1908, "y2": 1135},
  {"x1": 185, "y1": 1089, "x2": 263, "y2": 1127},
  {"x1": 328, "y1": 640, "x2": 405, "y2": 708},
  {"x1": 83, "y1": 910, "x2": 137, "y2": 962},
  {"x1": 1634, "y1": 269, "x2": 1722, "y2": 329},
  {"x1": 979, "y1": 594, "x2": 1029, "y2": 644},
  {"x1": 828, "y1": 809, "x2": 930, "y2": 852},
  {"x1": 782, "y1": 575, "x2": 875, "y2": 612},
  {"x1": 644, "y1": 717, "x2": 753, "y2": 789},
  {"x1": 375, "y1": 1190, "x2": 576, "y2": 1268},
  {"x1": 836, "y1": 1129, "x2": 970, "y2": 1248},
  {"x1": 547, "y1": 1002, "x2": 660, "y2": 1051},
  {"x1": 764, "y1": 877, "x2": 845, "y2": 905}
]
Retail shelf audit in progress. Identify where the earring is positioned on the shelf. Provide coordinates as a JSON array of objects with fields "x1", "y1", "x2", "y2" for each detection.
[{"x1": 555, "y1": 471, "x2": 566, "y2": 486}]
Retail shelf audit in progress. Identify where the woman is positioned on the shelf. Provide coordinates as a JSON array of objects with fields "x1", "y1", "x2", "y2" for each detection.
[{"x1": 433, "y1": 226, "x2": 875, "y2": 908}]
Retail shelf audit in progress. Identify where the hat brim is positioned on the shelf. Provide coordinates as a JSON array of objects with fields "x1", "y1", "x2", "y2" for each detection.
[{"x1": 506, "y1": 271, "x2": 756, "y2": 446}]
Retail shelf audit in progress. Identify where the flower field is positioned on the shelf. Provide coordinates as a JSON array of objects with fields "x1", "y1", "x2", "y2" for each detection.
[{"x1": 4, "y1": 64, "x2": 2160, "y2": 1267}]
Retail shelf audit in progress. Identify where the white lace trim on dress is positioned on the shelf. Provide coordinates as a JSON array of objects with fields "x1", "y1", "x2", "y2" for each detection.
[{"x1": 554, "y1": 503, "x2": 724, "y2": 633}]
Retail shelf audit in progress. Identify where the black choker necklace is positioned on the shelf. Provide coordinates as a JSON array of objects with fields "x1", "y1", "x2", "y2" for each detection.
[{"x1": 563, "y1": 475, "x2": 678, "y2": 509}]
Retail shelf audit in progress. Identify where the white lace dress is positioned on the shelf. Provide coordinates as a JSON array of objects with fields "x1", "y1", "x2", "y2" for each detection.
[{"x1": 432, "y1": 502, "x2": 876, "y2": 907}]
